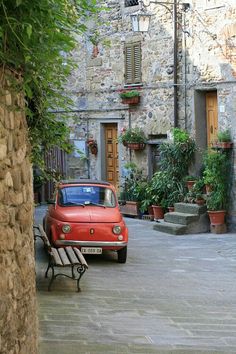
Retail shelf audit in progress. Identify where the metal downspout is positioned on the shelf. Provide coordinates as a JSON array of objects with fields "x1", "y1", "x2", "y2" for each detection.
[{"x1": 173, "y1": 0, "x2": 178, "y2": 128}]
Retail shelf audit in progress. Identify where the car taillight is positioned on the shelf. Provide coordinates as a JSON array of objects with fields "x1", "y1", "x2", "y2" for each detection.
[
  {"x1": 113, "y1": 225, "x2": 122, "y2": 235},
  {"x1": 62, "y1": 224, "x2": 71, "y2": 233}
]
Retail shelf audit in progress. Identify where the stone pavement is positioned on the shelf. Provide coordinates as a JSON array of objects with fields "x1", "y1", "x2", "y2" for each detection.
[{"x1": 35, "y1": 205, "x2": 236, "y2": 354}]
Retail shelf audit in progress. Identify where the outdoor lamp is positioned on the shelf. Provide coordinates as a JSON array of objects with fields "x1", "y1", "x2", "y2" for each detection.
[{"x1": 130, "y1": 12, "x2": 151, "y2": 32}]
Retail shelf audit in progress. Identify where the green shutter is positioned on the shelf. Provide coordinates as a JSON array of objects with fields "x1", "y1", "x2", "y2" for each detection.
[{"x1": 125, "y1": 42, "x2": 141, "y2": 84}]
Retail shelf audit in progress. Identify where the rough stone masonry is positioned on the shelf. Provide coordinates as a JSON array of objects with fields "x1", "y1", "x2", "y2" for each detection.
[{"x1": 0, "y1": 70, "x2": 38, "y2": 354}]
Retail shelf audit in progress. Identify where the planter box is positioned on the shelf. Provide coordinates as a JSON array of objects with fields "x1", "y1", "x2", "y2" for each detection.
[
  {"x1": 120, "y1": 201, "x2": 139, "y2": 217},
  {"x1": 127, "y1": 143, "x2": 146, "y2": 150},
  {"x1": 121, "y1": 96, "x2": 140, "y2": 105}
]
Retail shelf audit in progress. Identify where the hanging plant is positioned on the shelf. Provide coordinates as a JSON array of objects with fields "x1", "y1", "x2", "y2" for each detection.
[
  {"x1": 87, "y1": 139, "x2": 98, "y2": 155},
  {"x1": 119, "y1": 89, "x2": 141, "y2": 105},
  {"x1": 118, "y1": 128, "x2": 147, "y2": 150}
]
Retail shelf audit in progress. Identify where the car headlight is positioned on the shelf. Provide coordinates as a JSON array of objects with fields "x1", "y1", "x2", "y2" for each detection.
[
  {"x1": 62, "y1": 224, "x2": 71, "y2": 233},
  {"x1": 113, "y1": 225, "x2": 122, "y2": 235}
]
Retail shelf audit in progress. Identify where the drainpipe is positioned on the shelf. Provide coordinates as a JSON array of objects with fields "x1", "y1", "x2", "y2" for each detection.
[{"x1": 173, "y1": 0, "x2": 178, "y2": 128}]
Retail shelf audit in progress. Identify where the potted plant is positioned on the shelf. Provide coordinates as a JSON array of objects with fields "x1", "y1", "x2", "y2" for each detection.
[
  {"x1": 87, "y1": 139, "x2": 98, "y2": 155},
  {"x1": 203, "y1": 150, "x2": 228, "y2": 194},
  {"x1": 207, "y1": 189, "x2": 227, "y2": 225},
  {"x1": 185, "y1": 178, "x2": 205, "y2": 205},
  {"x1": 118, "y1": 127, "x2": 147, "y2": 150},
  {"x1": 203, "y1": 150, "x2": 230, "y2": 226},
  {"x1": 217, "y1": 129, "x2": 233, "y2": 149},
  {"x1": 185, "y1": 175, "x2": 198, "y2": 191},
  {"x1": 119, "y1": 89, "x2": 141, "y2": 105},
  {"x1": 119, "y1": 162, "x2": 147, "y2": 216}
]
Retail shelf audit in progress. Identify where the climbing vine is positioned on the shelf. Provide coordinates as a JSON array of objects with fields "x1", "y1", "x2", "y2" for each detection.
[{"x1": 0, "y1": 0, "x2": 100, "y2": 168}]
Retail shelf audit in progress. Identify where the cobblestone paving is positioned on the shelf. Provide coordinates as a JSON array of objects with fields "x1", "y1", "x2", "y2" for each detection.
[{"x1": 35, "y1": 206, "x2": 236, "y2": 354}]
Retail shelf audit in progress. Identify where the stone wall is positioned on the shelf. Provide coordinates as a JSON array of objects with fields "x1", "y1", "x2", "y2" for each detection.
[{"x1": 0, "y1": 71, "x2": 38, "y2": 353}]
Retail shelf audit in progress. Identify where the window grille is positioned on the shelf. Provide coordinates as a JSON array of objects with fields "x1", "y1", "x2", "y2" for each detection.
[{"x1": 125, "y1": 0, "x2": 139, "y2": 7}]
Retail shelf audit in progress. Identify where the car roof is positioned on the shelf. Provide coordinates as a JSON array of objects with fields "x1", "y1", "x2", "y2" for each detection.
[{"x1": 58, "y1": 179, "x2": 112, "y2": 186}]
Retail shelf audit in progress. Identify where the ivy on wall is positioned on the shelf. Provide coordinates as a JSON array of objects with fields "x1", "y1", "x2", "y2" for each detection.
[{"x1": 0, "y1": 0, "x2": 100, "y2": 169}]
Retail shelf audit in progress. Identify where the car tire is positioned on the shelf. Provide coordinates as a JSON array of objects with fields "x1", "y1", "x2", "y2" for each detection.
[{"x1": 117, "y1": 246, "x2": 127, "y2": 263}]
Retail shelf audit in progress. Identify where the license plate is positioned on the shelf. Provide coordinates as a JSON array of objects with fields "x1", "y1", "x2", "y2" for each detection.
[{"x1": 81, "y1": 247, "x2": 102, "y2": 254}]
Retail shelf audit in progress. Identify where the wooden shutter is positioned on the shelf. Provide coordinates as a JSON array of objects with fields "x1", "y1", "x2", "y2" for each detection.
[{"x1": 125, "y1": 42, "x2": 141, "y2": 84}]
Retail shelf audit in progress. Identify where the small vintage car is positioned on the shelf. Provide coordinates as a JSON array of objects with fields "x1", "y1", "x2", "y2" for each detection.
[{"x1": 43, "y1": 180, "x2": 128, "y2": 263}]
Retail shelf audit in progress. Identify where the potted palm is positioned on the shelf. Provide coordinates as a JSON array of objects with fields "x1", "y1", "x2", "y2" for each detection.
[
  {"x1": 118, "y1": 127, "x2": 147, "y2": 150},
  {"x1": 119, "y1": 89, "x2": 141, "y2": 105}
]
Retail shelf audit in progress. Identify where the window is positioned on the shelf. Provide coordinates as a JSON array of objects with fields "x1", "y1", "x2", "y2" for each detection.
[
  {"x1": 125, "y1": 42, "x2": 141, "y2": 85},
  {"x1": 125, "y1": 0, "x2": 139, "y2": 7}
]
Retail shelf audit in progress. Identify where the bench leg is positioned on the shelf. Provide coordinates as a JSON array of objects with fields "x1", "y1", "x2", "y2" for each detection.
[
  {"x1": 76, "y1": 266, "x2": 86, "y2": 292},
  {"x1": 45, "y1": 264, "x2": 55, "y2": 291}
]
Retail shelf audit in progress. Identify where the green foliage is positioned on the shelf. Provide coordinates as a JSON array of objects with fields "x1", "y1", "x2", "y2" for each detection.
[
  {"x1": 203, "y1": 151, "x2": 230, "y2": 210},
  {"x1": 118, "y1": 128, "x2": 147, "y2": 144},
  {"x1": 119, "y1": 89, "x2": 140, "y2": 98},
  {"x1": 173, "y1": 127, "x2": 190, "y2": 143},
  {"x1": 217, "y1": 129, "x2": 231, "y2": 142},
  {"x1": 150, "y1": 129, "x2": 196, "y2": 206},
  {"x1": 0, "y1": 0, "x2": 100, "y2": 168},
  {"x1": 159, "y1": 130, "x2": 196, "y2": 179},
  {"x1": 121, "y1": 163, "x2": 148, "y2": 203},
  {"x1": 185, "y1": 178, "x2": 205, "y2": 203}
]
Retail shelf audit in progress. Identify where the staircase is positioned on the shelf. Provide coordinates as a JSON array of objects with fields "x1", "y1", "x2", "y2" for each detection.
[{"x1": 153, "y1": 203, "x2": 210, "y2": 235}]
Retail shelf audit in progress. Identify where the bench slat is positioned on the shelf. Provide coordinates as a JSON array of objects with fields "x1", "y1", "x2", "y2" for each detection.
[
  {"x1": 57, "y1": 248, "x2": 72, "y2": 266},
  {"x1": 51, "y1": 248, "x2": 63, "y2": 266},
  {"x1": 73, "y1": 248, "x2": 88, "y2": 269},
  {"x1": 65, "y1": 246, "x2": 81, "y2": 265},
  {"x1": 38, "y1": 225, "x2": 51, "y2": 248}
]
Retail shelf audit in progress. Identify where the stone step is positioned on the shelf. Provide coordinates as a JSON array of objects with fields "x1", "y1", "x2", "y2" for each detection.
[
  {"x1": 174, "y1": 203, "x2": 207, "y2": 215},
  {"x1": 153, "y1": 221, "x2": 187, "y2": 235},
  {"x1": 164, "y1": 212, "x2": 199, "y2": 225},
  {"x1": 153, "y1": 212, "x2": 210, "y2": 235}
]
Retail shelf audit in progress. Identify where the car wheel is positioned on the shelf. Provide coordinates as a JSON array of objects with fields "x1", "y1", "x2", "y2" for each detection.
[{"x1": 117, "y1": 246, "x2": 127, "y2": 263}]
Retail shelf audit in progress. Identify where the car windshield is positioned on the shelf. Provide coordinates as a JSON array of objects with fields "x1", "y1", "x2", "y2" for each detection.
[{"x1": 58, "y1": 185, "x2": 116, "y2": 207}]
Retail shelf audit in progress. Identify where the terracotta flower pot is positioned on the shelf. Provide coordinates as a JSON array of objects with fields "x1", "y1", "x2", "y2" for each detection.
[
  {"x1": 186, "y1": 180, "x2": 196, "y2": 191},
  {"x1": 152, "y1": 205, "x2": 164, "y2": 220},
  {"x1": 207, "y1": 210, "x2": 226, "y2": 225},
  {"x1": 168, "y1": 206, "x2": 175, "y2": 212},
  {"x1": 217, "y1": 142, "x2": 233, "y2": 149}
]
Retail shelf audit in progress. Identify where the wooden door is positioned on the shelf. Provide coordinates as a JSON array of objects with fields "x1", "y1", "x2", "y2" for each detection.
[
  {"x1": 105, "y1": 124, "x2": 119, "y2": 190},
  {"x1": 206, "y1": 92, "x2": 218, "y2": 146}
]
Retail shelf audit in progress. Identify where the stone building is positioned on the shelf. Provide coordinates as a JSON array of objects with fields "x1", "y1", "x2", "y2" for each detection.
[{"x1": 57, "y1": 0, "x2": 236, "y2": 228}]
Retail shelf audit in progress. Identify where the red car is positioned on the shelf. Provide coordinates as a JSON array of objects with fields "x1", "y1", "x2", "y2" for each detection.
[{"x1": 43, "y1": 180, "x2": 128, "y2": 263}]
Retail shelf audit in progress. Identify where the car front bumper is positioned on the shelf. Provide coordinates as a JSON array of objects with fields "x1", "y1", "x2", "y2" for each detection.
[{"x1": 54, "y1": 240, "x2": 128, "y2": 247}]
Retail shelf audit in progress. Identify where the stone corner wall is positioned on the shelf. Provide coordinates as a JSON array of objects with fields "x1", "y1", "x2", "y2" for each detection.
[{"x1": 0, "y1": 71, "x2": 38, "y2": 354}]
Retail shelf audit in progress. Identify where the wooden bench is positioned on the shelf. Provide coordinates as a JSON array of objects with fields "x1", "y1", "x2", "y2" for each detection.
[{"x1": 33, "y1": 225, "x2": 88, "y2": 292}]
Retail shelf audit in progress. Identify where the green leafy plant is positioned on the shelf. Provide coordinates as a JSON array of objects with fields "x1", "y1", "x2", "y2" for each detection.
[
  {"x1": 203, "y1": 151, "x2": 230, "y2": 211},
  {"x1": 0, "y1": 0, "x2": 100, "y2": 171},
  {"x1": 184, "y1": 175, "x2": 198, "y2": 181},
  {"x1": 119, "y1": 89, "x2": 140, "y2": 99},
  {"x1": 118, "y1": 128, "x2": 147, "y2": 144},
  {"x1": 185, "y1": 178, "x2": 205, "y2": 203},
  {"x1": 121, "y1": 163, "x2": 148, "y2": 203},
  {"x1": 147, "y1": 129, "x2": 197, "y2": 207},
  {"x1": 217, "y1": 129, "x2": 231, "y2": 142}
]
